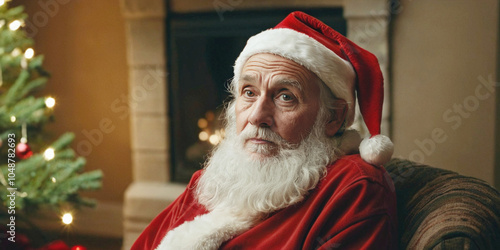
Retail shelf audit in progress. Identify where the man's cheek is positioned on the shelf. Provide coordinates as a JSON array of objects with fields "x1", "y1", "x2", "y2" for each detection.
[
  {"x1": 235, "y1": 116, "x2": 245, "y2": 134},
  {"x1": 235, "y1": 110, "x2": 249, "y2": 133}
]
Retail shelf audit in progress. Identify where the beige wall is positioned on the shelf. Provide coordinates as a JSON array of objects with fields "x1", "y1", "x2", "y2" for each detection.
[
  {"x1": 13, "y1": 0, "x2": 131, "y2": 203},
  {"x1": 392, "y1": 0, "x2": 498, "y2": 186}
]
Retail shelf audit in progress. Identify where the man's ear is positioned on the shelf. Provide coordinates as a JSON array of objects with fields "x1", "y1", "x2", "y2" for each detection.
[{"x1": 325, "y1": 100, "x2": 347, "y2": 137}]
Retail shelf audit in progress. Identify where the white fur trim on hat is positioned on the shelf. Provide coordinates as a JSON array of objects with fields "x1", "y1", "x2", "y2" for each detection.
[
  {"x1": 233, "y1": 28, "x2": 357, "y2": 126},
  {"x1": 359, "y1": 134, "x2": 394, "y2": 166}
]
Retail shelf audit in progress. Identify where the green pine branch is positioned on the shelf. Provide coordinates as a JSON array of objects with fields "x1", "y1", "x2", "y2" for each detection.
[{"x1": 0, "y1": 133, "x2": 103, "y2": 211}]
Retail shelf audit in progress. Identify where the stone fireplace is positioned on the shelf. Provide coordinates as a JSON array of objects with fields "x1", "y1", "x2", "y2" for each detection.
[{"x1": 120, "y1": 0, "x2": 392, "y2": 248}]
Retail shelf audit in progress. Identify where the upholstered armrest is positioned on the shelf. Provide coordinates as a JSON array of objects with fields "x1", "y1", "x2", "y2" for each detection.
[{"x1": 384, "y1": 158, "x2": 500, "y2": 250}]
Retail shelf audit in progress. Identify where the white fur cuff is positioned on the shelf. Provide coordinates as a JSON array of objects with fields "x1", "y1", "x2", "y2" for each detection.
[{"x1": 155, "y1": 209, "x2": 256, "y2": 250}]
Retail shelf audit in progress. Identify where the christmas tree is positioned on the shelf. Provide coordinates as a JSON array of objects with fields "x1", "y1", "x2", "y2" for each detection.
[{"x1": 0, "y1": 1, "x2": 102, "y2": 248}]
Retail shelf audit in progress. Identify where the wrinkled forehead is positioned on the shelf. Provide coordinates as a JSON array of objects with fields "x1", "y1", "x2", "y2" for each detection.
[{"x1": 235, "y1": 53, "x2": 321, "y2": 92}]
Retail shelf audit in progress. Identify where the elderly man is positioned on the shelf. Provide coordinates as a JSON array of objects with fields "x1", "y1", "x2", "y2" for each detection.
[{"x1": 132, "y1": 11, "x2": 397, "y2": 250}]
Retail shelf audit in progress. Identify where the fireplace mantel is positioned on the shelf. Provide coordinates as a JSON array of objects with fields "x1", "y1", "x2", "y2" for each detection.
[{"x1": 120, "y1": 0, "x2": 391, "y2": 248}]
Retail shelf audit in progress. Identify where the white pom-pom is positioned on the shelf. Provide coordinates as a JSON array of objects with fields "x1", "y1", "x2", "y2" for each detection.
[{"x1": 359, "y1": 134, "x2": 394, "y2": 166}]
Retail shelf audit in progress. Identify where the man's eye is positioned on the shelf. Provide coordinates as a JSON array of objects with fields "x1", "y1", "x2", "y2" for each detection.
[
  {"x1": 279, "y1": 93, "x2": 294, "y2": 101},
  {"x1": 244, "y1": 90, "x2": 255, "y2": 97}
]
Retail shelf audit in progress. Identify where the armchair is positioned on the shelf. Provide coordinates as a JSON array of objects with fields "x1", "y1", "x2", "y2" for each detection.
[{"x1": 385, "y1": 158, "x2": 500, "y2": 249}]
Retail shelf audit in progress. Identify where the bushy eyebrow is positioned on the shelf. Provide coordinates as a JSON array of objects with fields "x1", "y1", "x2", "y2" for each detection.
[
  {"x1": 276, "y1": 79, "x2": 303, "y2": 92},
  {"x1": 240, "y1": 74, "x2": 303, "y2": 92},
  {"x1": 240, "y1": 74, "x2": 256, "y2": 84}
]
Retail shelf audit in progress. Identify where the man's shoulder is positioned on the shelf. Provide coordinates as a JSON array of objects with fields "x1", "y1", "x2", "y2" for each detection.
[
  {"x1": 323, "y1": 154, "x2": 392, "y2": 188},
  {"x1": 316, "y1": 154, "x2": 397, "y2": 217}
]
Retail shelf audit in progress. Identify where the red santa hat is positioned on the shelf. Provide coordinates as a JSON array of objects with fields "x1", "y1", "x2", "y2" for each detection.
[{"x1": 233, "y1": 11, "x2": 394, "y2": 166}]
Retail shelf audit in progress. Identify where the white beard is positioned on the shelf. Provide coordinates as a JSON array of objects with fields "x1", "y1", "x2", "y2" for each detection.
[{"x1": 157, "y1": 103, "x2": 343, "y2": 250}]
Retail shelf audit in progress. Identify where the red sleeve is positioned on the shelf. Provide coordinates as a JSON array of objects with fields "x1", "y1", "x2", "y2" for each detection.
[{"x1": 131, "y1": 171, "x2": 208, "y2": 250}]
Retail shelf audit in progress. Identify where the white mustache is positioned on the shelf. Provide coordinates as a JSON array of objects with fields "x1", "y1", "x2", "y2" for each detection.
[{"x1": 239, "y1": 125, "x2": 290, "y2": 147}]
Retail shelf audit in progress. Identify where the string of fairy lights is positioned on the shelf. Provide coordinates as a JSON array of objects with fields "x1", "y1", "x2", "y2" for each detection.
[{"x1": 0, "y1": 0, "x2": 73, "y2": 226}]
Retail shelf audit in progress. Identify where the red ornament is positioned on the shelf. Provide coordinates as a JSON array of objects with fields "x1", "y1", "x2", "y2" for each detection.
[
  {"x1": 71, "y1": 245, "x2": 87, "y2": 250},
  {"x1": 16, "y1": 142, "x2": 33, "y2": 159},
  {"x1": 39, "y1": 240, "x2": 70, "y2": 250}
]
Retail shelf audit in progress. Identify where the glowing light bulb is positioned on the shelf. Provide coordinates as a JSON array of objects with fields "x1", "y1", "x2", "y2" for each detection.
[
  {"x1": 45, "y1": 97, "x2": 56, "y2": 108},
  {"x1": 11, "y1": 48, "x2": 21, "y2": 57},
  {"x1": 9, "y1": 20, "x2": 21, "y2": 31},
  {"x1": 197, "y1": 118, "x2": 208, "y2": 129},
  {"x1": 62, "y1": 213, "x2": 73, "y2": 225},
  {"x1": 24, "y1": 48, "x2": 34, "y2": 59},
  {"x1": 10, "y1": 116, "x2": 16, "y2": 122},
  {"x1": 209, "y1": 134, "x2": 220, "y2": 145},
  {"x1": 43, "y1": 147, "x2": 55, "y2": 161},
  {"x1": 206, "y1": 111, "x2": 215, "y2": 121},
  {"x1": 199, "y1": 131, "x2": 209, "y2": 141}
]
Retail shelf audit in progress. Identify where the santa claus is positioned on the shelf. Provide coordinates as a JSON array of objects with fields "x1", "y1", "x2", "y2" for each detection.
[{"x1": 132, "y1": 11, "x2": 397, "y2": 250}]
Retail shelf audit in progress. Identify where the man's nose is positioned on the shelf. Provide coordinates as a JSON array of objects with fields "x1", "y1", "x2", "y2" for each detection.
[{"x1": 248, "y1": 96, "x2": 274, "y2": 128}]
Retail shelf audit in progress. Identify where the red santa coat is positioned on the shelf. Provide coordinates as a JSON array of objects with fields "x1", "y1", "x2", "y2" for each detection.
[{"x1": 132, "y1": 154, "x2": 398, "y2": 249}]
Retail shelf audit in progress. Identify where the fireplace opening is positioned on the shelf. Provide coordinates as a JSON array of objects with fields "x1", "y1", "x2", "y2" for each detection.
[{"x1": 168, "y1": 8, "x2": 346, "y2": 183}]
